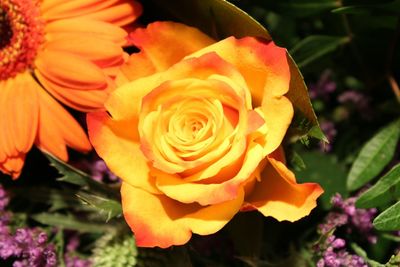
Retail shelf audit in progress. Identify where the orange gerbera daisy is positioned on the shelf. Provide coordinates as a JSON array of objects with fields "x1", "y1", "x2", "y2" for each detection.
[{"x1": 0, "y1": 0, "x2": 142, "y2": 178}]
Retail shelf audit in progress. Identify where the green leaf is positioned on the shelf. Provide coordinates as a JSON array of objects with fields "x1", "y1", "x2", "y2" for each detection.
[
  {"x1": 45, "y1": 152, "x2": 119, "y2": 200},
  {"x1": 295, "y1": 151, "x2": 348, "y2": 209},
  {"x1": 347, "y1": 119, "x2": 400, "y2": 191},
  {"x1": 332, "y1": 0, "x2": 400, "y2": 15},
  {"x1": 76, "y1": 192, "x2": 122, "y2": 222},
  {"x1": 373, "y1": 200, "x2": 400, "y2": 231},
  {"x1": 146, "y1": 0, "x2": 322, "y2": 139},
  {"x1": 356, "y1": 164, "x2": 400, "y2": 208},
  {"x1": 32, "y1": 213, "x2": 111, "y2": 233},
  {"x1": 290, "y1": 35, "x2": 350, "y2": 68},
  {"x1": 274, "y1": 0, "x2": 340, "y2": 17},
  {"x1": 11, "y1": 186, "x2": 81, "y2": 211},
  {"x1": 386, "y1": 253, "x2": 400, "y2": 267},
  {"x1": 289, "y1": 151, "x2": 307, "y2": 171}
]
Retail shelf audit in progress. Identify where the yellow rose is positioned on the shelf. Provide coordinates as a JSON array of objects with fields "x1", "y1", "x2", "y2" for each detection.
[{"x1": 87, "y1": 22, "x2": 323, "y2": 248}]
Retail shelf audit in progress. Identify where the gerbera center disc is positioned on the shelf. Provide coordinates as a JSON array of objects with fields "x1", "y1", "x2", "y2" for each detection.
[{"x1": 0, "y1": 0, "x2": 44, "y2": 80}]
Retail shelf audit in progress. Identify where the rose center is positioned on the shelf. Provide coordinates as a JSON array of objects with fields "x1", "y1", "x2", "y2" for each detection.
[{"x1": 0, "y1": 0, "x2": 44, "y2": 80}]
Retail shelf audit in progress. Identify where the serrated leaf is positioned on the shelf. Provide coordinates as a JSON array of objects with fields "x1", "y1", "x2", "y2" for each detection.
[
  {"x1": 356, "y1": 164, "x2": 400, "y2": 208},
  {"x1": 32, "y1": 213, "x2": 111, "y2": 233},
  {"x1": 146, "y1": 0, "x2": 321, "y2": 138},
  {"x1": 347, "y1": 119, "x2": 400, "y2": 191},
  {"x1": 45, "y1": 152, "x2": 119, "y2": 200},
  {"x1": 373, "y1": 200, "x2": 400, "y2": 231},
  {"x1": 290, "y1": 35, "x2": 350, "y2": 68},
  {"x1": 76, "y1": 192, "x2": 122, "y2": 222}
]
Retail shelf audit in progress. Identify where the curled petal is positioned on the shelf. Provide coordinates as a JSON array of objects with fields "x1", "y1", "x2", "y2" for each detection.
[
  {"x1": 121, "y1": 182, "x2": 244, "y2": 248},
  {"x1": 188, "y1": 37, "x2": 293, "y2": 154},
  {"x1": 244, "y1": 157, "x2": 323, "y2": 222},
  {"x1": 118, "y1": 21, "x2": 214, "y2": 82}
]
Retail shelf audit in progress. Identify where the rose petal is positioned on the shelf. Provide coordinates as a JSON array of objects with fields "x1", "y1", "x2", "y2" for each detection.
[
  {"x1": 121, "y1": 182, "x2": 244, "y2": 248},
  {"x1": 107, "y1": 52, "x2": 248, "y2": 121},
  {"x1": 87, "y1": 112, "x2": 160, "y2": 194},
  {"x1": 155, "y1": 138, "x2": 265, "y2": 205},
  {"x1": 244, "y1": 157, "x2": 323, "y2": 222},
  {"x1": 187, "y1": 37, "x2": 293, "y2": 154},
  {"x1": 117, "y1": 21, "x2": 214, "y2": 82}
]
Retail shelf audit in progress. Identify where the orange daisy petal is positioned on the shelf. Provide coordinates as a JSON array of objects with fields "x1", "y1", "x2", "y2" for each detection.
[
  {"x1": 45, "y1": 18, "x2": 128, "y2": 46},
  {"x1": 121, "y1": 182, "x2": 244, "y2": 248},
  {"x1": 245, "y1": 157, "x2": 323, "y2": 222},
  {"x1": 0, "y1": 155, "x2": 25, "y2": 179},
  {"x1": 0, "y1": 72, "x2": 39, "y2": 178},
  {"x1": 35, "y1": 50, "x2": 108, "y2": 90},
  {"x1": 44, "y1": 36, "x2": 123, "y2": 66},
  {"x1": 42, "y1": 0, "x2": 141, "y2": 26},
  {"x1": 35, "y1": 87, "x2": 91, "y2": 161},
  {"x1": 79, "y1": 0, "x2": 142, "y2": 26},
  {"x1": 35, "y1": 70, "x2": 110, "y2": 112}
]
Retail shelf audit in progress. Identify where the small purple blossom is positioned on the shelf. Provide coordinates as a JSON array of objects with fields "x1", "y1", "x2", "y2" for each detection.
[
  {"x1": 71, "y1": 158, "x2": 118, "y2": 183},
  {"x1": 91, "y1": 160, "x2": 118, "y2": 182},
  {"x1": 331, "y1": 193, "x2": 377, "y2": 244},
  {"x1": 309, "y1": 70, "x2": 337, "y2": 100},
  {"x1": 64, "y1": 233, "x2": 92, "y2": 267},
  {"x1": 337, "y1": 90, "x2": 372, "y2": 120},
  {"x1": 65, "y1": 255, "x2": 92, "y2": 267},
  {"x1": 0, "y1": 185, "x2": 9, "y2": 211},
  {"x1": 0, "y1": 185, "x2": 57, "y2": 267},
  {"x1": 315, "y1": 193, "x2": 377, "y2": 266}
]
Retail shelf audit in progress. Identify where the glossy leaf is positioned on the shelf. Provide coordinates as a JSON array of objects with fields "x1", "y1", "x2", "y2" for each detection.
[
  {"x1": 32, "y1": 213, "x2": 111, "y2": 233},
  {"x1": 146, "y1": 0, "x2": 322, "y2": 139},
  {"x1": 373, "y1": 200, "x2": 400, "y2": 231},
  {"x1": 273, "y1": 0, "x2": 340, "y2": 17},
  {"x1": 356, "y1": 164, "x2": 400, "y2": 208},
  {"x1": 290, "y1": 35, "x2": 350, "y2": 68},
  {"x1": 347, "y1": 119, "x2": 400, "y2": 191},
  {"x1": 332, "y1": 0, "x2": 400, "y2": 15},
  {"x1": 295, "y1": 151, "x2": 348, "y2": 209}
]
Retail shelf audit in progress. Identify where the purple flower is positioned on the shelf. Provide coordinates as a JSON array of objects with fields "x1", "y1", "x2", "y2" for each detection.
[
  {"x1": 65, "y1": 255, "x2": 92, "y2": 267},
  {"x1": 337, "y1": 90, "x2": 372, "y2": 120},
  {"x1": 315, "y1": 193, "x2": 377, "y2": 266},
  {"x1": 91, "y1": 160, "x2": 118, "y2": 182},
  {"x1": 0, "y1": 185, "x2": 9, "y2": 211},
  {"x1": 330, "y1": 193, "x2": 377, "y2": 244},
  {"x1": 71, "y1": 158, "x2": 118, "y2": 183},
  {"x1": 309, "y1": 70, "x2": 337, "y2": 100},
  {"x1": 64, "y1": 233, "x2": 92, "y2": 267}
]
